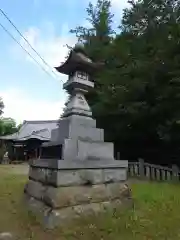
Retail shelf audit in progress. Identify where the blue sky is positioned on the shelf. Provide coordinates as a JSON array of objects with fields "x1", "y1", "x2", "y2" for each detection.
[{"x1": 0, "y1": 0, "x2": 128, "y2": 124}]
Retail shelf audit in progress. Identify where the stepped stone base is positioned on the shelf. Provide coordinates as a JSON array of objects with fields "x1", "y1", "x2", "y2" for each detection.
[
  {"x1": 24, "y1": 182, "x2": 131, "y2": 229},
  {"x1": 24, "y1": 160, "x2": 132, "y2": 229}
]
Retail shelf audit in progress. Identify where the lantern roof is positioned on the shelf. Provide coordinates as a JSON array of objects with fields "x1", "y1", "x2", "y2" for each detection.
[{"x1": 55, "y1": 44, "x2": 103, "y2": 75}]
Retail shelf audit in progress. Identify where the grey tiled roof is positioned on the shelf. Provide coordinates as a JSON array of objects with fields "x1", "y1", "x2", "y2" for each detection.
[{"x1": 0, "y1": 120, "x2": 58, "y2": 141}]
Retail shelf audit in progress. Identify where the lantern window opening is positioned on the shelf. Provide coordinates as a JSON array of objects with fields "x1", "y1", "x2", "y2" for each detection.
[{"x1": 77, "y1": 71, "x2": 88, "y2": 80}]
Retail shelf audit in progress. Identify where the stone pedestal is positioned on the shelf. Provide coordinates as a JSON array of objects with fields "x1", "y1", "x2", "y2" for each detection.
[{"x1": 25, "y1": 159, "x2": 131, "y2": 229}]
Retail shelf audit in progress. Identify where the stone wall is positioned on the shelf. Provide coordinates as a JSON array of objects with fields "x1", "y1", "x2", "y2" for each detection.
[{"x1": 24, "y1": 160, "x2": 132, "y2": 229}]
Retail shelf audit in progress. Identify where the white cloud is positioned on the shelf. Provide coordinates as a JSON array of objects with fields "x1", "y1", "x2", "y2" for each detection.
[
  {"x1": 0, "y1": 88, "x2": 66, "y2": 124},
  {"x1": 22, "y1": 24, "x2": 74, "y2": 66},
  {"x1": 12, "y1": 22, "x2": 77, "y2": 82}
]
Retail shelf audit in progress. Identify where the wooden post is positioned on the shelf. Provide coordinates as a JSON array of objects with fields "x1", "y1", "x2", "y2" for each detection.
[
  {"x1": 161, "y1": 170, "x2": 166, "y2": 181},
  {"x1": 134, "y1": 164, "x2": 139, "y2": 176},
  {"x1": 166, "y1": 171, "x2": 171, "y2": 181},
  {"x1": 145, "y1": 166, "x2": 150, "y2": 179},
  {"x1": 156, "y1": 169, "x2": 161, "y2": 181},
  {"x1": 35, "y1": 149, "x2": 37, "y2": 159},
  {"x1": 39, "y1": 147, "x2": 42, "y2": 159},
  {"x1": 172, "y1": 164, "x2": 179, "y2": 182},
  {"x1": 139, "y1": 158, "x2": 145, "y2": 179},
  {"x1": 129, "y1": 165, "x2": 134, "y2": 177},
  {"x1": 15, "y1": 147, "x2": 17, "y2": 162},
  {"x1": 151, "y1": 167, "x2": 156, "y2": 180}
]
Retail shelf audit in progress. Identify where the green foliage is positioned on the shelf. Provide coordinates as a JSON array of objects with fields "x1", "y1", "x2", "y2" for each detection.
[
  {"x1": 70, "y1": 0, "x2": 180, "y2": 163},
  {"x1": 0, "y1": 97, "x2": 4, "y2": 116},
  {"x1": 0, "y1": 117, "x2": 17, "y2": 136},
  {"x1": 17, "y1": 123, "x2": 23, "y2": 131},
  {"x1": 70, "y1": 0, "x2": 114, "y2": 61},
  {"x1": 117, "y1": 0, "x2": 180, "y2": 160},
  {"x1": 0, "y1": 98, "x2": 18, "y2": 136}
]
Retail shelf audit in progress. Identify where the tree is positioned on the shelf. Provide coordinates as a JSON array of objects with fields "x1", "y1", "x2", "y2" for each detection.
[
  {"x1": 0, "y1": 117, "x2": 18, "y2": 136},
  {"x1": 0, "y1": 97, "x2": 4, "y2": 116},
  {"x1": 17, "y1": 123, "x2": 23, "y2": 131},
  {"x1": 0, "y1": 99, "x2": 18, "y2": 162},
  {"x1": 114, "y1": 0, "x2": 180, "y2": 163},
  {"x1": 0, "y1": 97, "x2": 5, "y2": 137},
  {"x1": 0, "y1": 118, "x2": 19, "y2": 162},
  {"x1": 70, "y1": 0, "x2": 116, "y2": 122},
  {"x1": 2, "y1": 118, "x2": 17, "y2": 135},
  {"x1": 70, "y1": 0, "x2": 114, "y2": 60},
  {"x1": 70, "y1": 0, "x2": 180, "y2": 165}
]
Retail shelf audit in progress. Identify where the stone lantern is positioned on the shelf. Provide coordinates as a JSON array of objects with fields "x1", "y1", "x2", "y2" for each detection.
[{"x1": 24, "y1": 44, "x2": 131, "y2": 229}]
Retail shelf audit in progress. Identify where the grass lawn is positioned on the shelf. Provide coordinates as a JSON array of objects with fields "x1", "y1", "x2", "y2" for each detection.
[{"x1": 1, "y1": 166, "x2": 180, "y2": 239}]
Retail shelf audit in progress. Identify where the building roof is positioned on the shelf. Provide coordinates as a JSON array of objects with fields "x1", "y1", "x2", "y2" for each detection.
[{"x1": 0, "y1": 120, "x2": 58, "y2": 141}]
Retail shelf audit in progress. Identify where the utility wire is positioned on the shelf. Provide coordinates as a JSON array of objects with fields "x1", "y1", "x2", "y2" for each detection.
[
  {"x1": 0, "y1": 8, "x2": 64, "y2": 82},
  {"x1": 0, "y1": 22, "x2": 58, "y2": 80}
]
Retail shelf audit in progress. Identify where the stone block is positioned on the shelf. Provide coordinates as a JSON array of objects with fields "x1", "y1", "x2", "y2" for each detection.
[
  {"x1": 31, "y1": 158, "x2": 128, "y2": 170},
  {"x1": 77, "y1": 140, "x2": 113, "y2": 161},
  {"x1": 29, "y1": 167, "x2": 59, "y2": 186},
  {"x1": 25, "y1": 182, "x2": 132, "y2": 229},
  {"x1": 44, "y1": 203, "x2": 102, "y2": 229},
  {"x1": 79, "y1": 169, "x2": 126, "y2": 185},
  {"x1": 62, "y1": 139, "x2": 78, "y2": 161},
  {"x1": 44, "y1": 185, "x2": 86, "y2": 208},
  {"x1": 56, "y1": 170, "x2": 85, "y2": 187},
  {"x1": 89, "y1": 185, "x2": 108, "y2": 202},
  {"x1": 103, "y1": 169, "x2": 127, "y2": 183},
  {"x1": 26, "y1": 180, "x2": 45, "y2": 200},
  {"x1": 43, "y1": 184, "x2": 106, "y2": 208},
  {"x1": 46, "y1": 169, "x2": 126, "y2": 187},
  {"x1": 44, "y1": 207, "x2": 75, "y2": 229},
  {"x1": 50, "y1": 119, "x2": 70, "y2": 142},
  {"x1": 50, "y1": 116, "x2": 103, "y2": 144},
  {"x1": 29, "y1": 167, "x2": 127, "y2": 187},
  {"x1": 70, "y1": 125, "x2": 104, "y2": 142},
  {"x1": 79, "y1": 169, "x2": 103, "y2": 184},
  {"x1": 73, "y1": 202, "x2": 102, "y2": 215},
  {"x1": 46, "y1": 170, "x2": 58, "y2": 185},
  {"x1": 24, "y1": 194, "x2": 51, "y2": 222},
  {"x1": 30, "y1": 168, "x2": 85, "y2": 187},
  {"x1": 69, "y1": 115, "x2": 97, "y2": 128},
  {"x1": 44, "y1": 200, "x2": 123, "y2": 229},
  {"x1": 0, "y1": 233, "x2": 13, "y2": 240},
  {"x1": 106, "y1": 183, "x2": 131, "y2": 200},
  {"x1": 43, "y1": 182, "x2": 130, "y2": 209},
  {"x1": 29, "y1": 167, "x2": 47, "y2": 182}
]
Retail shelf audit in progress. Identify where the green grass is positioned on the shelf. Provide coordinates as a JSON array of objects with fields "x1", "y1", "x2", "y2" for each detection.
[{"x1": 1, "y1": 167, "x2": 180, "y2": 239}]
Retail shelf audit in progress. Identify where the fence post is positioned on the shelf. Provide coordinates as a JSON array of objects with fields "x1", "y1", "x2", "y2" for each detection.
[
  {"x1": 139, "y1": 158, "x2": 145, "y2": 179},
  {"x1": 172, "y1": 164, "x2": 179, "y2": 182},
  {"x1": 117, "y1": 152, "x2": 120, "y2": 160}
]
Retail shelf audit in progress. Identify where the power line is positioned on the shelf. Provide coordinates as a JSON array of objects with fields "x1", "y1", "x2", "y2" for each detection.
[
  {"x1": 0, "y1": 22, "x2": 58, "y2": 81},
  {"x1": 0, "y1": 8, "x2": 63, "y2": 82}
]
